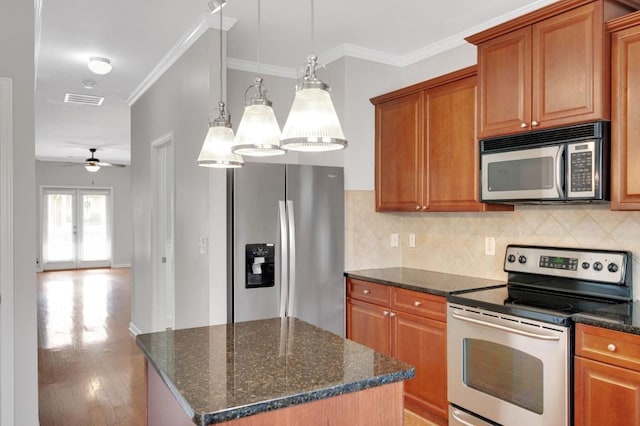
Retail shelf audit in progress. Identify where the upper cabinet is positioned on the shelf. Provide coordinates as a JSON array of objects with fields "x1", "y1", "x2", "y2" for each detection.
[
  {"x1": 371, "y1": 67, "x2": 512, "y2": 213},
  {"x1": 608, "y1": 11, "x2": 640, "y2": 210},
  {"x1": 467, "y1": 0, "x2": 637, "y2": 139}
]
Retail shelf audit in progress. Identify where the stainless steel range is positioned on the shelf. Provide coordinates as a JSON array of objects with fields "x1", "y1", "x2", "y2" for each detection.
[{"x1": 447, "y1": 245, "x2": 633, "y2": 426}]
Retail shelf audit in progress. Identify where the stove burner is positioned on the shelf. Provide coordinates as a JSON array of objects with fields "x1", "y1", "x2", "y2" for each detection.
[{"x1": 509, "y1": 298, "x2": 574, "y2": 312}]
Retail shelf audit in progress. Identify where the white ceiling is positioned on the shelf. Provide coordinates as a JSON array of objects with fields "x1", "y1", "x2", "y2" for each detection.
[{"x1": 35, "y1": 0, "x2": 558, "y2": 165}]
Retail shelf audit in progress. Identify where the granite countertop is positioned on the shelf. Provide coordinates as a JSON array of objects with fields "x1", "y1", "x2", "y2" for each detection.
[
  {"x1": 344, "y1": 267, "x2": 506, "y2": 296},
  {"x1": 136, "y1": 317, "x2": 414, "y2": 425},
  {"x1": 572, "y1": 301, "x2": 640, "y2": 335}
]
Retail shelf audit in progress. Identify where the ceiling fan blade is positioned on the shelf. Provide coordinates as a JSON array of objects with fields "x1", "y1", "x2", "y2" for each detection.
[{"x1": 97, "y1": 162, "x2": 127, "y2": 167}]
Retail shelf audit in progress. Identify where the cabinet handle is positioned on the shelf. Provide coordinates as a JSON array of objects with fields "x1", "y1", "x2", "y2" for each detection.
[
  {"x1": 363, "y1": 289, "x2": 371, "y2": 295},
  {"x1": 532, "y1": 120, "x2": 539, "y2": 127},
  {"x1": 414, "y1": 301, "x2": 422, "y2": 307},
  {"x1": 415, "y1": 206, "x2": 420, "y2": 210},
  {"x1": 421, "y1": 206, "x2": 427, "y2": 210},
  {"x1": 383, "y1": 310, "x2": 389, "y2": 316},
  {"x1": 607, "y1": 343, "x2": 617, "y2": 352},
  {"x1": 389, "y1": 312, "x2": 396, "y2": 317},
  {"x1": 520, "y1": 122, "x2": 527, "y2": 128}
]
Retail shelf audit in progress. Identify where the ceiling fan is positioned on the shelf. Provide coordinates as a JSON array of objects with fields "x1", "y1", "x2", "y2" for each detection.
[{"x1": 63, "y1": 148, "x2": 126, "y2": 172}]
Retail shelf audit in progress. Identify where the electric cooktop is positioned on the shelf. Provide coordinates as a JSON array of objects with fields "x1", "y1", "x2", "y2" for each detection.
[{"x1": 448, "y1": 245, "x2": 633, "y2": 326}]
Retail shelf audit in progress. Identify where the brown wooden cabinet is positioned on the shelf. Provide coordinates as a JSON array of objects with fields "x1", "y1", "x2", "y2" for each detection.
[
  {"x1": 574, "y1": 323, "x2": 640, "y2": 425},
  {"x1": 371, "y1": 67, "x2": 511, "y2": 213},
  {"x1": 609, "y1": 11, "x2": 640, "y2": 210},
  {"x1": 346, "y1": 278, "x2": 448, "y2": 425},
  {"x1": 468, "y1": 0, "x2": 635, "y2": 139}
]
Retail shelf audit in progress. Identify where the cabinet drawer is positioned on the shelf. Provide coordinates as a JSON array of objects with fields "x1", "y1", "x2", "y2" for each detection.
[
  {"x1": 390, "y1": 288, "x2": 446, "y2": 322},
  {"x1": 347, "y1": 279, "x2": 390, "y2": 306},
  {"x1": 575, "y1": 324, "x2": 640, "y2": 372}
]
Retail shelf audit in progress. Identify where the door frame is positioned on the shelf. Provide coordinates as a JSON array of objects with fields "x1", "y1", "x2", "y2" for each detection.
[
  {"x1": 0, "y1": 77, "x2": 15, "y2": 425},
  {"x1": 40, "y1": 185, "x2": 114, "y2": 270},
  {"x1": 150, "y1": 132, "x2": 175, "y2": 331}
]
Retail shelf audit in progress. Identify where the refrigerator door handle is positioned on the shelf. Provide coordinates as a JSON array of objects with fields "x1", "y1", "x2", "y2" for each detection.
[
  {"x1": 286, "y1": 200, "x2": 296, "y2": 317},
  {"x1": 278, "y1": 200, "x2": 288, "y2": 318}
]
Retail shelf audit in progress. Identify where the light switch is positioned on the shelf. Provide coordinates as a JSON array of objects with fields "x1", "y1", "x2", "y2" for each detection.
[
  {"x1": 409, "y1": 234, "x2": 416, "y2": 248},
  {"x1": 485, "y1": 237, "x2": 495, "y2": 256},
  {"x1": 390, "y1": 233, "x2": 399, "y2": 248}
]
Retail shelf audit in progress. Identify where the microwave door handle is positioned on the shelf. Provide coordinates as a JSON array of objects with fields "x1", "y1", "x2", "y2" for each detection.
[
  {"x1": 556, "y1": 145, "x2": 565, "y2": 198},
  {"x1": 451, "y1": 312, "x2": 561, "y2": 341}
]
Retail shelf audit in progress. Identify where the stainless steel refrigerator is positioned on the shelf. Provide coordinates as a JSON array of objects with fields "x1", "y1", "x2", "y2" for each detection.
[{"x1": 228, "y1": 163, "x2": 345, "y2": 336}]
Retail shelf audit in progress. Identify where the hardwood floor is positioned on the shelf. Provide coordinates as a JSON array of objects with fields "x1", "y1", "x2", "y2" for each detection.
[
  {"x1": 37, "y1": 267, "x2": 436, "y2": 425},
  {"x1": 37, "y1": 268, "x2": 145, "y2": 426}
]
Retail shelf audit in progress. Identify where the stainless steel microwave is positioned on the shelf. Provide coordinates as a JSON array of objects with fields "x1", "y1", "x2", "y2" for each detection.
[{"x1": 480, "y1": 121, "x2": 610, "y2": 203}]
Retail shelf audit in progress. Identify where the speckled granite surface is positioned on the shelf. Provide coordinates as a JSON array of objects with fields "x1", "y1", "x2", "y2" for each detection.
[
  {"x1": 136, "y1": 317, "x2": 414, "y2": 425},
  {"x1": 344, "y1": 267, "x2": 505, "y2": 296},
  {"x1": 572, "y1": 301, "x2": 640, "y2": 335}
]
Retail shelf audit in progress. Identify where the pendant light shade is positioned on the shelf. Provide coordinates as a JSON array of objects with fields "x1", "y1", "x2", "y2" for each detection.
[
  {"x1": 280, "y1": 0, "x2": 347, "y2": 153},
  {"x1": 233, "y1": 78, "x2": 284, "y2": 156},
  {"x1": 197, "y1": 2, "x2": 243, "y2": 168},
  {"x1": 280, "y1": 56, "x2": 347, "y2": 152},
  {"x1": 197, "y1": 102, "x2": 244, "y2": 168}
]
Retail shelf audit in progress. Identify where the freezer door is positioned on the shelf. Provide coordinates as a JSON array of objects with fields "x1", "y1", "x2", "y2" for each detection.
[
  {"x1": 286, "y1": 165, "x2": 345, "y2": 336},
  {"x1": 232, "y1": 163, "x2": 286, "y2": 322}
]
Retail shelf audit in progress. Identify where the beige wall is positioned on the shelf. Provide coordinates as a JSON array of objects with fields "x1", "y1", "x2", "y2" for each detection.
[{"x1": 346, "y1": 191, "x2": 640, "y2": 300}]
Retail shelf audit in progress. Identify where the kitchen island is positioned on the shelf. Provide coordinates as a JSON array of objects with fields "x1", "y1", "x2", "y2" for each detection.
[{"x1": 136, "y1": 317, "x2": 414, "y2": 425}]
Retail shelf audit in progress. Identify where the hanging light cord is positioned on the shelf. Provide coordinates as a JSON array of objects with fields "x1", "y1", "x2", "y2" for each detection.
[
  {"x1": 310, "y1": 0, "x2": 315, "y2": 56},
  {"x1": 219, "y1": 5, "x2": 224, "y2": 105},
  {"x1": 257, "y1": 0, "x2": 261, "y2": 75}
]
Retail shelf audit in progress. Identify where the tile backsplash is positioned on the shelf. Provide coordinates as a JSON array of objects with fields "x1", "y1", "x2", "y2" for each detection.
[{"x1": 346, "y1": 190, "x2": 640, "y2": 300}]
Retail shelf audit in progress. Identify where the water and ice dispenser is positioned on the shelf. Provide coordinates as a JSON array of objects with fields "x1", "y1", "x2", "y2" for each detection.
[{"x1": 245, "y1": 243, "x2": 275, "y2": 288}]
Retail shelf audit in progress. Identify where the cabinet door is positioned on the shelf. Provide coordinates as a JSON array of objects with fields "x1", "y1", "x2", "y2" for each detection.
[
  {"x1": 425, "y1": 76, "x2": 482, "y2": 211},
  {"x1": 346, "y1": 298, "x2": 391, "y2": 355},
  {"x1": 392, "y1": 311, "x2": 447, "y2": 422},
  {"x1": 477, "y1": 27, "x2": 531, "y2": 138},
  {"x1": 375, "y1": 92, "x2": 424, "y2": 212},
  {"x1": 532, "y1": 2, "x2": 605, "y2": 129},
  {"x1": 611, "y1": 22, "x2": 640, "y2": 210},
  {"x1": 575, "y1": 356, "x2": 640, "y2": 426}
]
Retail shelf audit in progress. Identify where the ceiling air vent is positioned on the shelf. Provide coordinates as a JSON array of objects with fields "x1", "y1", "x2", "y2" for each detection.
[{"x1": 64, "y1": 93, "x2": 104, "y2": 106}]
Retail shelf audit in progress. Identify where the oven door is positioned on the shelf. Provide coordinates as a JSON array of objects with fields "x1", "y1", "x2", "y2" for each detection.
[
  {"x1": 447, "y1": 303, "x2": 570, "y2": 426},
  {"x1": 481, "y1": 144, "x2": 565, "y2": 201}
]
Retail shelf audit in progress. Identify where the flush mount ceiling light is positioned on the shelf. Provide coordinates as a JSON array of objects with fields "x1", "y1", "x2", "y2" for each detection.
[
  {"x1": 197, "y1": 2, "x2": 243, "y2": 168},
  {"x1": 280, "y1": 0, "x2": 347, "y2": 152},
  {"x1": 232, "y1": 0, "x2": 284, "y2": 157},
  {"x1": 208, "y1": 0, "x2": 226, "y2": 14},
  {"x1": 88, "y1": 56, "x2": 112, "y2": 75}
]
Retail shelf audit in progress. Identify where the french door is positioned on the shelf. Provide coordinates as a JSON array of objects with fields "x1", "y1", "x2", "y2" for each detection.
[{"x1": 42, "y1": 188, "x2": 112, "y2": 270}]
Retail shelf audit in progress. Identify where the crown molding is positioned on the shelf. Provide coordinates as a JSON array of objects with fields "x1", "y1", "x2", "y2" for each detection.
[
  {"x1": 126, "y1": 14, "x2": 237, "y2": 106},
  {"x1": 226, "y1": 57, "x2": 298, "y2": 79}
]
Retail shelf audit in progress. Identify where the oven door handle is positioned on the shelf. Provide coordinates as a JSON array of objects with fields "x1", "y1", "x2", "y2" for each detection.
[
  {"x1": 451, "y1": 409, "x2": 487, "y2": 426},
  {"x1": 451, "y1": 312, "x2": 561, "y2": 341}
]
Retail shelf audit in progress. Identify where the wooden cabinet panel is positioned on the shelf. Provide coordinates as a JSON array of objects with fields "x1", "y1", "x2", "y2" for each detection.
[
  {"x1": 346, "y1": 298, "x2": 391, "y2": 356},
  {"x1": 375, "y1": 92, "x2": 423, "y2": 211},
  {"x1": 393, "y1": 311, "x2": 447, "y2": 422},
  {"x1": 347, "y1": 278, "x2": 391, "y2": 306},
  {"x1": 575, "y1": 356, "x2": 640, "y2": 426},
  {"x1": 426, "y1": 76, "x2": 485, "y2": 211},
  {"x1": 390, "y1": 287, "x2": 446, "y2": 322},
  {"x1": 576, "y1": 323, "x2": 640, "y2": 371},
  {"x1": 532, "y1": 2, "x2": 605, "y2": 128},
  {"x1": 610, "y1": 12, "x2": 640, "y2": 210},
  {"x1": 477, "y1": 27, "x2": 531, "y2": 137}
]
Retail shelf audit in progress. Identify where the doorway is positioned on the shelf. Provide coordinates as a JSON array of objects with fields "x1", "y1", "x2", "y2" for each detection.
[{"x1": 41, "y1": 187, "x2": 113, "y2": 270}]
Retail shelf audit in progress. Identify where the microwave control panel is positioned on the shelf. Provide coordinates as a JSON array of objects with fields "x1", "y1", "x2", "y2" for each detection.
[{"x1": 567, "y1": 140, "x2": 597, "y2": 198}]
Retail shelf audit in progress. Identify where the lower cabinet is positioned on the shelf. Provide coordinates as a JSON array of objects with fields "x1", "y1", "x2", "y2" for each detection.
[
  {"x1": 346, "y1": 278, "x2": 447, "y2": 424},
  {"x1": 574, "y1": 323, "x2": 640, "y2": 425}
]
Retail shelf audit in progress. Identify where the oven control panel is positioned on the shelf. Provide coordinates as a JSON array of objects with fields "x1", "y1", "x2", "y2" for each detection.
[{"x1": 504, "y1": 245, "x2": 629, "y2": 285}]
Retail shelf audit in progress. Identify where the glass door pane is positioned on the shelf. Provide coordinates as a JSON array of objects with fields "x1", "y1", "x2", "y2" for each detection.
[
  {"x1": 79, "y1": 193, "x2": 108, "y2": 262},
  {"x1": 43, "y1": 191, "x2": 77, "y2": 270}
]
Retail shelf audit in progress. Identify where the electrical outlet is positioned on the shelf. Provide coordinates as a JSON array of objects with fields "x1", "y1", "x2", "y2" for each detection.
[
  {"x1": 409, "y1": 234, "x2": 416, "y2": 248},
  {"x1": 485, "y1": 237, "x2": 496, "y2": 256},
  {"x1": 390, "y1": 233, "x2": 399, "y2": 248}
]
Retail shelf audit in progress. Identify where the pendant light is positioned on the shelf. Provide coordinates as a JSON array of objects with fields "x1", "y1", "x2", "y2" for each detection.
[
  {"x1": 280, "y1": 0, "x2": 347, "y2": 152},
  {"x1": 232, "y1": 0, "x2": 284, "y2": 157},
  {"x1": 197, "y1": 2, "x2": 243, "y2": 168}
]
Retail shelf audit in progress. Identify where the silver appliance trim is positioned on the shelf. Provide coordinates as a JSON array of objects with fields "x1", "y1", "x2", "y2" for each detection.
[
  {"x1": 450, "y1": 312, "x2": 561, "y2": 340},
  {"x1": 278, "y1": 200, "x2": 288, "y2": 317},
  {"x1": 450, "y1": 407, "x2": 495, "y2": 426},
  {"x1": 286, "y1": 199, "x2": 296, "y2": 317}
]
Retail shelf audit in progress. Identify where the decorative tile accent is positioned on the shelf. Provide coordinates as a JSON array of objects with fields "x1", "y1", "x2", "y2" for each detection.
[{"x1": 346, "y1": 191, "x2": 640, "y2": 299}]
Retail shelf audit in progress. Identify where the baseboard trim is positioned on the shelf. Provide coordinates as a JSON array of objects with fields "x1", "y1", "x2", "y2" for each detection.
[
  {"x1": 111, "y1": 263, "x2": 132, "y2": 269},
  {"x1": 129, "y1": 322, "x2": 142, "y2": 337}
]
